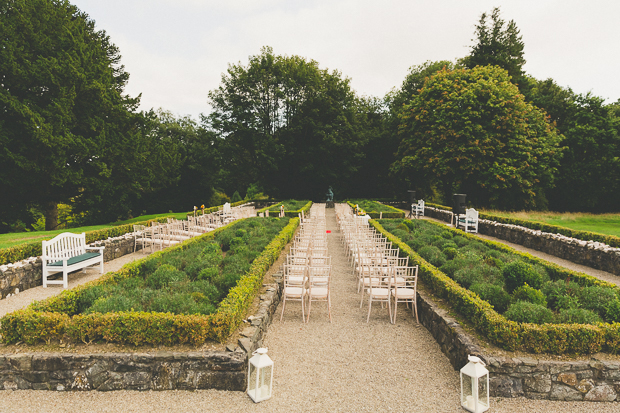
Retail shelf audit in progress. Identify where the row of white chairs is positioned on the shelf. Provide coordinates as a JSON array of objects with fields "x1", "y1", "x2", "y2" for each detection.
[
  {"x1": 336, "y1": 203, "x2": 419, "y2": 324},
  {"x1": 281, "y1": 203, "x2": 332, "y2": 323},
  {"x1": 132, "y1": 204, "x2": 255, "y2": 254}
]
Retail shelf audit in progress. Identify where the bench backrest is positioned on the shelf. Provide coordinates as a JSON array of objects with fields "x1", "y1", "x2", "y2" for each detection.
[
  {"x1": 465, "y1": 208, "x2": 478, "y2": 220},
  {"x1": 42, "y1": 232, "x2": 87, "y2": 262}
]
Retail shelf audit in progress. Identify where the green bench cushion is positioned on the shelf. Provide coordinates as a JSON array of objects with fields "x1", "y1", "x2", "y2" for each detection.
[{"x1": 48, "y1": 252, "x2": 101, "y2": 267}]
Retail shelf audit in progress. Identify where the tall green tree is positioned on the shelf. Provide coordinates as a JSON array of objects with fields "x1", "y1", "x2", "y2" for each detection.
[
  {"x1": 385, "y1": 60, "x2": 457, "y2": 198},
  {"x1": 0, "y1": 0, "x2": 140, "y2": 229},
  {"x1": 205, "y1": 46, "x2": 367, "y2": 199},
  {"x1": 461, "y1": 7, "x2": 526, "y2": 89},
  {"x1": 391, "y1": 66, "x2": 562, "y2": 209},
  {"x1": 525, "y1": 79, "x2": 620, "y2": 211}
]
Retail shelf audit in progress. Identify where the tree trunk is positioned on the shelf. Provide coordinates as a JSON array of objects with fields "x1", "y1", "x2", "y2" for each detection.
[{"x1": 44, "y1": 202, "x2": 59, "y2": 231}]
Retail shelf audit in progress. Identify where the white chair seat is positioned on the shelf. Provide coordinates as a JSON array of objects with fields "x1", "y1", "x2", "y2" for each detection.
[
  {"x1": 306, "y1": 287, "x2": 328, "y2": 298},
  {"x1": 284, "y1": 286, "x2": 304, "y2": 297},
  {"x1": 368, "y1": 288, "x2": 389, "y2": 297},
  {"x1": 392, "y1": 288, "x2": 415, "y2": 298}
]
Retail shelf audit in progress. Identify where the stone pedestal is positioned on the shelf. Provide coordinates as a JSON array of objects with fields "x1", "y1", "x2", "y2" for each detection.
[{"x1": 326, "y1": 201, "x2": 335, "y2": 208}]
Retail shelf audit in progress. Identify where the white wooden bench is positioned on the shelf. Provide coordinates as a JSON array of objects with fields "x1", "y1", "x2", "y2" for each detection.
[
  {"x1": 42, "y1": 232, "x2": 105, "y2": 289},
  {"x1": 412, "y1": 199, "x2": 425, "y2": 217},
  {"x1": 458, "y1": 208, "x2": 479, "y2": 233}
]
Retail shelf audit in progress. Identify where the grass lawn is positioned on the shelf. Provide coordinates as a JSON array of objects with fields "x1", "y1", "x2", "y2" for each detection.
[
  {"x1": 481, "y1": 210, "x2": 620, "y2": 238},
  {"x1": 0, "y1": 212, "x2": 190, "y2": 249}
]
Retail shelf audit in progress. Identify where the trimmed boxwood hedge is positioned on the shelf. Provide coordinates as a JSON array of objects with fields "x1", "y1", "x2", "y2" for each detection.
[
  {"x1": 346, "y1": 200, "x2": 405, "y2": 219},
  {"x1": 370, "y1": 219, "x2": 620, "y2": 355},
  {"x1": 257, "y1": 200, "x2": 313, "y2": 218},
  {"x1": 425, "y1": 202, "x2": 620, "y2": 249},
  {"x1": 0, "y1": 217, "x2": 299, "y2": 346}
]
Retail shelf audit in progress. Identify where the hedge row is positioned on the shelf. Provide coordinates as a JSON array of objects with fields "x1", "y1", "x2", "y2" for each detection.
[
  {"x1": 346, "y1": 201, "x2": 405, "y2": 219},
  {"x1": 0, "y1": 217, "x2": 172, "y2": 266},
  {"x1": 370, "y1": 219, "x2": 620, "y2": 355},
  {"x1": 186, "y1": 200, "x2": 249, "y2": 217},
  {"x1": 0, "y1": 217, "x2": 299, "y2": 346},
  {"x1": 425, "y1": 202, "x2": 620, "y2": 249},
  {"x1": 257, "y1": 200, "x2": 313, "y2": 218}
]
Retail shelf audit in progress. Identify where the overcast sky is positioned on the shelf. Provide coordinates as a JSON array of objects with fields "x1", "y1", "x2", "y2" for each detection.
[{"x1": 70, "y1": 0, "x2": 620, "y2": 121}]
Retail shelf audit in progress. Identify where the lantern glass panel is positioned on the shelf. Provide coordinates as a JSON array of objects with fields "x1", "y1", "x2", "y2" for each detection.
[
  {"x1": 461, "y1": 374, "x2": 473, "y2": 408},
  {"x1": 478, "y1": 375, "x2": 489, "y2": 408},
  {"x1": 260, "y1": 365, "x2": 273, "y2": 399},
  {"x1": 248, "y1": 363, "x2": 258, "y2": 397}
]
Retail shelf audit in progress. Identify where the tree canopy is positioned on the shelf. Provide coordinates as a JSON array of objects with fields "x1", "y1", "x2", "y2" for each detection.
[
  {"x1": 391, "y1": 65, "x2": 563, "y2": 209},
  {"x1": 0, "y1": 0, "x2": 179, "y2": 229},
  {"x1": 205, "y1": 46, "x2": 372, "y2": 200},
  {"x1": 461, "y1": 7, "x2": 526, "y2": 89}
]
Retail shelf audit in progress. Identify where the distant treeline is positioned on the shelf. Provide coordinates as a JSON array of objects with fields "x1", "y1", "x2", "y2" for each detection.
[{"x1": 2, "y1": 3, "x2": 619, "y2": 233}]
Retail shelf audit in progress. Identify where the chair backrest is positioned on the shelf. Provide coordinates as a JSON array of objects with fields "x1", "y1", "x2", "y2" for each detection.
[
  {"x1": 466, "y1": 208, "x2": 478, "y2": 220},
  {"x1": 418, "y1": 199, "x2": 424, "y2": 209}
]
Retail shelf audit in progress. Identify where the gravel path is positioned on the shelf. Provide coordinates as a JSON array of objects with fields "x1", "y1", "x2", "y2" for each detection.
[{"x1": 1, "y1": 213, "x2": 619, "y2": 411}]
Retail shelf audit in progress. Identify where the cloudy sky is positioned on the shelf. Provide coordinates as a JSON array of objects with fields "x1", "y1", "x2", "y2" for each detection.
[{"x1": 71, "y1": 0, "x2": 620, "y2": 120}]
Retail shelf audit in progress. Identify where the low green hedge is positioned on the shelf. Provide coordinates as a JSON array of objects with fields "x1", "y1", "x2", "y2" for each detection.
[
  {"x1": 425, "y1": 202, "x2": 620, "y2": 248},
  {"x1": 0, "y1": 217, "x2": 172, "y2": 266},
  {"x1": 346, "y1": 201, "x2": 404, "y2": 219},
  {"x1": 257, "y1": 200, "x2": 313, "y2": 218},
  {"x1": 186, "y1": 200, "x2": 249, "y2": 217},
  {"x1": 370, "y1": 219, "x2": 620, "y2": 355},
  {"x1": 0, "y1": 217, "x2": 299, "y2": 346}
]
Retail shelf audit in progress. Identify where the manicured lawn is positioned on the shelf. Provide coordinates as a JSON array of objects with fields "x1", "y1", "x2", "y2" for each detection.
[
  {"x1": 482, "y1": 210, "x2": 620, "y2": 237},
  {"x1": 0, "y1": 212, "x2": 189, "y2": 249}
]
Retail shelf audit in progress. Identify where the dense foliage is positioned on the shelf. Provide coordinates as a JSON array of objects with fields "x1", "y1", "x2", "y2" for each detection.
[
  {"x1": 3, "y1": 3, "x2": 620, "y2": 234},
  {"x1": 380, "y1": 219, "x2": 620, "y2": 325},
  {"x1": 0, "y1": 0, "x2": 181, "y2": 230},
  {"x1": 391, "y1": 65, "x2": 563, "y2": 210}
]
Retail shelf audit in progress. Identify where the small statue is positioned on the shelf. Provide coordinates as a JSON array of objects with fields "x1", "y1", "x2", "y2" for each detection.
[{"x1": 326, "y1": 186, "x2": 334, "y2": 202}]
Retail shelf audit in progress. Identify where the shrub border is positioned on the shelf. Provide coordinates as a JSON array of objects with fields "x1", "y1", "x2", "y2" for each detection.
[
  {"x1": 0, "y1": 217, "x2": 299, "y2": 346},
  {"x1": 370, "y1": 219, "x2": 620, "y2": 355},
  {"x1": 256, "y1": 200, "x2": 313, "y2": 218},
  {"x1": 346, "y1": 201, "x2": 405, "y2": 219}
]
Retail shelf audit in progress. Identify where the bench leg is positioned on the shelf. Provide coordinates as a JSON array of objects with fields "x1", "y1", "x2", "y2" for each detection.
[
  {"x1": 43, "y1": 271, "x2": 48, "y2": 288},
  {"x1": 63, "y1": 270, "x2": 68, "y2": 289}
]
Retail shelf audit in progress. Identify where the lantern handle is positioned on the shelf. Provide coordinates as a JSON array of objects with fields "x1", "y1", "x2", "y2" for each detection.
[
  {"x1": 252, "y1": 348, "x2": 268, "y2": 356},
  {"x1": 467, "y1": 355, "x2": 486, "y2": 366}
]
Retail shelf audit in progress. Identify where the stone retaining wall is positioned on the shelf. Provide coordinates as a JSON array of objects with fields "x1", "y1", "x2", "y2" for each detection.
[
  {"x1": 416, "y1": 290, "x2": 620, "y2": 401},
  {"x1": 0, "y1": 234, "x2": 141, "y2": 300},
  {"x1": 424, "y1": 206, "x2": 620, "y2": 276}
]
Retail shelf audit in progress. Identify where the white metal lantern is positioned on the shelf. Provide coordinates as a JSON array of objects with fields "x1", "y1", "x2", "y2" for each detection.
[
  {"x1": 460, "y1": 355, "x2": 489, "y2": 413},
  {"x1": 247, "y1": 348, "x2": 274, "y2": 403}
]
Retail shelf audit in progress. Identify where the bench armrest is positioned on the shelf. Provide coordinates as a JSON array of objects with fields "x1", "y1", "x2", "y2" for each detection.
[{"x1": 85, "y1": 246, "x2": 105, "y2": 252}]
